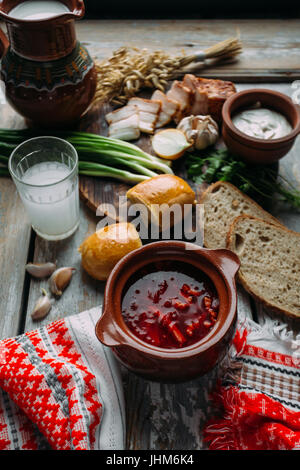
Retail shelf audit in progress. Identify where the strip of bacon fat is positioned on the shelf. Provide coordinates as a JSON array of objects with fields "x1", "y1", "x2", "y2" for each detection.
[
  {"x1": 105, "y1": 104, "x2": 138, "y2": 125},
  {"x1": 151, "y1": 90, "x2": 180, "y2": 128},
  {"x1": 182, "y1": 74, "x2": 209, "y2": 116},
  {"x1": 128, "y1": 97, "x2": 161, "y2": 133},
  {"x1": 108, "y1": 113, "x2": 140, "y2": 141},
  {"x1": 166, "y1": 81, "x2": 194, "y2": 123}
]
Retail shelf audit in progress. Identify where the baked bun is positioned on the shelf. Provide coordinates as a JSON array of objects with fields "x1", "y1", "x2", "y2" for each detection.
[
  {"x1": 126, "y1": 174, "x2": 196, "y2": 229},
  {"x1": 78, "y1": 222, "x2": 142, "y2": 281}
]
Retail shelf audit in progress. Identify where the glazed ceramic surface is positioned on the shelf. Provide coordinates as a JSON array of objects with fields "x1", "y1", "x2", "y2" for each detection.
[
  {"x1": 0, "y1": 0, "x2": 97, "y2": 126},
  {"x1": 222, "y1": 89, "x2": 300, "y2": 164},
  {"x1": 96, "y1": 241, "x2": 240, "y2": 382}
]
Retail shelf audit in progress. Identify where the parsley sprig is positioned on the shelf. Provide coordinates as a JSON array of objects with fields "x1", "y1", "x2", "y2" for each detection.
[{"x1": 185, "y1": 148, "x2": 300, "y2": 210}]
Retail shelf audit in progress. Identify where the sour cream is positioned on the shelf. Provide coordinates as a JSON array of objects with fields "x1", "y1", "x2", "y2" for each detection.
[{"x1": 232, "y1": 107, "x2": 292, "y2": 140}]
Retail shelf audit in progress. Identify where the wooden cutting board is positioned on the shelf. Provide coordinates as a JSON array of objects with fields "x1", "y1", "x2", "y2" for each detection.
[
  {"x1": 77, "y1": 92, "x2": 278, "y2": 219},
  {"x1": 77, "y1": 97, "x2": 205, "y2": 218}
]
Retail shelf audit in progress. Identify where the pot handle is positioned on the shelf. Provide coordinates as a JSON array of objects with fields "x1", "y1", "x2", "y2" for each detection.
[
  {"x1": 95, "y1": 309, "x2": 123, "y2": 348},
  {"x1": 200, "y1": 247, "x2": 240, "y2": 280},
  {"x1": 0, "y1": 28, "x2": 9, "y2": 58}
]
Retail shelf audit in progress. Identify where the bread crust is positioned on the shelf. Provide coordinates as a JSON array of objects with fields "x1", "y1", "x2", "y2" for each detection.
[
  {"x1": 199, "y1": 181, "x2": 283, "y2": 227},
  {"x1": 226, "y1": 214, "x2": 300, "y2": 321},
  {"x1": 79, "y1": 222, "x2": 142, "y2": 281},
  {"x1": 126, "y1": 174, "x2": 196, "y2": 228},
  {"x1": 199, "y1": 181, "x2": 283, "y2": 248}
]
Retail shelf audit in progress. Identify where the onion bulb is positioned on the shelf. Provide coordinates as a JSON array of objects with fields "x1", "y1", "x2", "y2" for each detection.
[{"x1": 151, "y1": 129, "x2": 192, "y2": 160}]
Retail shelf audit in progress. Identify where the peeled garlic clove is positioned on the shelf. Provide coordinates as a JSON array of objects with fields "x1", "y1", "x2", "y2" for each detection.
[
  {"x1": 31, "y1": 289, "x2": 53, "y2": 321},
  {"x1": 26, "y1": 262, "x2": 57, "y2": 278},
  {"x1": 49, "y1": 267, "x2": 75, "y2": 296}
]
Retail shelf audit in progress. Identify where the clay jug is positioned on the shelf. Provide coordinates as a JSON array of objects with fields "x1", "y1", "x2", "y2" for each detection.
[{"x1": 0, "y1": 0, "x2": 97, "y2": 127}]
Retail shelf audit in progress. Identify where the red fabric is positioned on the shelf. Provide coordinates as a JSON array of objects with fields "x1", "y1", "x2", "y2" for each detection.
[
  {"x1": 204, "y1": 386, "x2": 300, "y2": 450},
  {"x1": 203, "y1": 326, "x2": 300, "y2": 450},
  {"x1": 0, "y1": 318, "x2": 102, "y2": 450}
]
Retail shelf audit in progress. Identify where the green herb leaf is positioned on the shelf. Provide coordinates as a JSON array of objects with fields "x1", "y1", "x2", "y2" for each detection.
[{"x1": 185, "y1": 148, "x2": 300, "y2": 210}]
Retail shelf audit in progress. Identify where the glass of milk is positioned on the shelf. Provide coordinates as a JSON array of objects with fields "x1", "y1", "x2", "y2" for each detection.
[{"x1": 9, "y1": 136, "x2": 80, "y2": 240}]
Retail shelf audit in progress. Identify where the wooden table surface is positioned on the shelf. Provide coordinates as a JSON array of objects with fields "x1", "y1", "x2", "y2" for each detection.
[{"x1": 0, "y1": 19, "x2": 299, "y2": 450}]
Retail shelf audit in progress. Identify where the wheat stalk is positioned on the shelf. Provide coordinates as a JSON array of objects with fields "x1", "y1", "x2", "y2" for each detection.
[{"x1": 93, "y1": 36, "x2": 242, "y2": 106}]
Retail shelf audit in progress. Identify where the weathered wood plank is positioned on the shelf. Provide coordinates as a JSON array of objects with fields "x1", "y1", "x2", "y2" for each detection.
[
  {"x1": 0, "y1": 19, "x2": 299, "y2": 81},
  {"x1": 23, "y1": 202, "x2": 105, "y2": 332},
  {"x1": 77, "y1": 19, "x2": 300, "y2": 81},
  {"x1": 0, "y1": 178, "x2": 32, "y2": 339},
  {"x1": 0, "y1": 106, "x2": 30, "y2": 339},
  {"x1": 124, "y1": 369, "x2": 220, "y2": 450}
]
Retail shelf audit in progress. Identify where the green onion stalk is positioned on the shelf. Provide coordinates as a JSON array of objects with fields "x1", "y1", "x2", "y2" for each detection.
[{"x1": 0, "y1": 129, "x2": 173, "y2": 184}]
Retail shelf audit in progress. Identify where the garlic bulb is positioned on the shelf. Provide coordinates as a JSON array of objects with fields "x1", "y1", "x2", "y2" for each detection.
[{"x1": 177, "y1": 115, "x2": 219, "y2": 150}]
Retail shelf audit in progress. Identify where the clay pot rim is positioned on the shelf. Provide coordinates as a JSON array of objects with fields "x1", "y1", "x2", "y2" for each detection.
[
  {"x1": 222, "y1": 88, "x2": 300, "y2": 148},
  {"x1": 0, "y1": 0, "x2": 85, "y2": 24},
  {"x1": 96, "y1": 241, "x2": 240, "y2": 359}
]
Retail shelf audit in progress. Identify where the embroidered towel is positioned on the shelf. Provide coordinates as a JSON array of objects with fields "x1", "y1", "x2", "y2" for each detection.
[
  {"x1": 0, "y1": 307, "x2": 125, "y2": 450},
  {"x1": 203, "y1": 317, "x2": 300, "y2": 450}
]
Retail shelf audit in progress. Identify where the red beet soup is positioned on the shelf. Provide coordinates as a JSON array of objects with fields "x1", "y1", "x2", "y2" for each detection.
[{"x1": 121, "y1": 261, "x2": 219, "y2": 349}]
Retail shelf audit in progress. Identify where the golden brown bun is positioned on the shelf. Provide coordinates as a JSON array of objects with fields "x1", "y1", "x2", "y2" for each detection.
[
  {"x1": 78, "y1": 222, "x2": 142, "y2": 281},
  {"x1": 126, "y1": 174, "x2": 196, "y2": 228}
]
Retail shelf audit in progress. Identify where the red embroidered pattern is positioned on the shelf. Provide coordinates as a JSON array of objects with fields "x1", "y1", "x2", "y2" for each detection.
[
  {"x1": 204, "y1": 326, "x2": 300, "y2": 450},
  {"x1": 204, "y1": 386, "x2": 300, "y2": 450},
  {"x1": 0, "y1": 318, "x2": 102, "y2": 450},
  {"x1": 0, "y1": 399, "x2": 10, "y2": 450},
  {"x1": 243, "y1": 344, "x2": 299, "y2": 369}
]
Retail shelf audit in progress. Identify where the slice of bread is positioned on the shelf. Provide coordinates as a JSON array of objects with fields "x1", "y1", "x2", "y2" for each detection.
[
  {"x1": 199, "y1": 181, "x2": 282, "y2": 249},
  {"x1": 226, "y1": 215, "x2": 300, "y2": 320}
]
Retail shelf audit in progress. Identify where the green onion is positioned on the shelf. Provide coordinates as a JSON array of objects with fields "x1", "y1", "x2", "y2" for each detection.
[
  {"x1": 0, "y1": 128, "x2": 173, "y2": 184},
  {"x1": 78, "y1": 162, "x2": 149, "y2": 184}
]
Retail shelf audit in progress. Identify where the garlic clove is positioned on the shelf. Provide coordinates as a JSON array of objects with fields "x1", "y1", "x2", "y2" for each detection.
[
  {"x1": 26, "y1": 262, "x2": 57, "y2": 278},
  {"x1": 31, "y1": 288, "x2": 53, "y2": 321},
  {"x1": 49, "y1": 267, "x2": 76, "y2": 296}
]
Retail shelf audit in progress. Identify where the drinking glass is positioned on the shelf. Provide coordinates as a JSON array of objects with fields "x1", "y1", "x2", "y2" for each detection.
[{"x1": 9, "y1": 136, "x2": 80, "y2": 240}]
